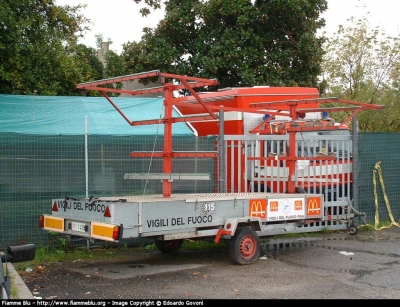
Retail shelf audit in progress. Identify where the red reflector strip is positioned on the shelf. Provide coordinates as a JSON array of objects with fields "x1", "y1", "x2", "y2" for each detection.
[
  {"x1": 112, "y1": 226, "x2": 120, "y2": 240},
  {"x1": 52, "y1": 201, "x2": 59, "y2": 212},
  {"x1": 39, "y1": 215, "x2": 44, "y2": 228},
  {"x1": 104, "y1": 206, "x2": 111, "y2": 217}
]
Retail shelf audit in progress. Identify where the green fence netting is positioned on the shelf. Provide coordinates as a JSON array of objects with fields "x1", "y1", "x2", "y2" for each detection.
[
  {"x1": 0, "y1": 133, "x2": 217, "y2": 248},
  {"x1": 0, "y1": 132, "x2": 399, "y2": 248},
  {"x1": 357, "y1": 133, "x2": 400, "y2": 228}
]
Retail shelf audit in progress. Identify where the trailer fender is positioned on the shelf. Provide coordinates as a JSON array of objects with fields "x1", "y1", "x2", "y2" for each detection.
[{"x1": 215, "y1": 217, "x2": 262, "y2": 243}]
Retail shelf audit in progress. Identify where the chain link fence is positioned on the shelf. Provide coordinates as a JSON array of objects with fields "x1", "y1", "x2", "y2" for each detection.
[{"x1": 0, "y1": 132, "x2": 399, "y2": 248}]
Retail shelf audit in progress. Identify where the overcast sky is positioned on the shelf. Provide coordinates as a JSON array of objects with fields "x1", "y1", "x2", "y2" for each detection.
[{"x1": 56, "y1": 0, "x2": 400, "y2": 54}]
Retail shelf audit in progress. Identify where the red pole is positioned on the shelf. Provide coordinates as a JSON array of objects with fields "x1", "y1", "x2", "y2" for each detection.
[
  {"x1": 287, "y1": 102, "x2": 297, "y2": 193},
  {"x1": 162, "y1": 83, "x2": 174, "y2": 197}
]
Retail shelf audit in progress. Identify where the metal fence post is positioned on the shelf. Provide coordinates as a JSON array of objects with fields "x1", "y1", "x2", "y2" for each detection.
[{"x1": 353, "y1": 115, "x2": 358, "y2": 211}]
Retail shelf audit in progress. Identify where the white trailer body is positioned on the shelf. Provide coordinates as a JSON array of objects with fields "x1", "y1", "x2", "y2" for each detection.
[
  {"x1": 41, "y1": 192, "x2": 325, "y2": 264},
  {"x1": 43, "y1": 192, "x2": 323, "y2": 240},
  {"x1": 39, "y1": 71, "x2": 383, "y2": 265}
]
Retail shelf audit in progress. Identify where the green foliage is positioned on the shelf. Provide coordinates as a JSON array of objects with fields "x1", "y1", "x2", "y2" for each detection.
[
  {"x1": 47, "y1": 231, "x2": 73, "y2": 252},
  {"x1": 62, "y1": 44, "x2": 105, "y2": 96},
  {"x1": 0, "y1": 0, "x2": 105, "y2": 95},
  {"x1": 95, "y1": 34, "x2": 113, "y2": 49},
  {"x1": 359, "y1": 224, "x2": 375, "y2": 232},
  {"x1": 13, "y1": 246, "x2": 107, "y2": 271},
  {"x1": 321, "y1": 15, "x2": 400, "y2": 132},
  {"x1": 182, "y1": 240, "x2": 227, "y2": 250},
  {"x1": 125, "y1": 0, "x2": 328, "y2": 88},
  {"x1": 133, "y1": 0, "x2": 164, "y2": 17},
  {"x1": 13, "y1": 239, "x2": 227, "y2": 271},
  {"x1": 10, "y1": 280, "x2": 18, "y2": 299},
  {"x1": 320, "y1": 227, "x2": 331, "y2": 234},
  {"x1": 103, "y1": 50, "x2": 126, "y2": 92},
  {"x1": 140, "y1": 243, "x2": 157, "y2": 251}
]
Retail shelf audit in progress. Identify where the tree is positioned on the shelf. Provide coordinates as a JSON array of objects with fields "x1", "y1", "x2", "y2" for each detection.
[
  {"x1": 124, "y1": 0, "x2": 328, "y2": 89},
  {"x1": 67, "y1": 44, "x2": 104, "y2": 96},
  {"x1": 0, "y1": 0, "x2": 102, "y2": 95},
  {"x1": 133, "y1": 0, "x2": 164, "y2": 17},
  {"x1": 321, "y1": 16, "x2": 400, "y2": 132}
]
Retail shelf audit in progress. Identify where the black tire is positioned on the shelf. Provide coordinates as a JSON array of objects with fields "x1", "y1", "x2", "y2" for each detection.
[
  {"x1": 295, "y1": 187, "x2": 307, "y2": 194},
  {"x1": 248, "y1": 181, "x2": 271, "y2": 192},
  {"x1": 285, "y1": 187, "x2": 307, "y2": 194},
  {"x1": 154, "y1": 239, "x2": 183, "y2": 254},
  {"x1": 229, "y1": 228, "x2": 260, "y2": 265},
  {"x1": 348, "y1": 224, "x2": 358, "y2": 235}
]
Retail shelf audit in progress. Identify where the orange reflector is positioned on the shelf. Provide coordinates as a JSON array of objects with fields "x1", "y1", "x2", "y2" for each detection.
[
  {"x1": 104, "y1": 206, "x2": 111, "y2": 217},
  {"x1": 43, "y1": 216, "x2": 64, "y2": 232},
  {"x1": 92, "y1": 222, "x2": 120, "y2": 241},
  {"x1": 52, "y1": 201, "x2": 59, "y2": 212}
]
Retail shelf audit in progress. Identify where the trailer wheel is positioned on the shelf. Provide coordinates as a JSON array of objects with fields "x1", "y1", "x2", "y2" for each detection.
[
  {"x1": 154, "y1": 239, "x2": 183, "y2": 254},
  {"x1": 348, "y1": 224, "x2": 358, "y2": 235},
  {"x1": 229, "y1": 228, "x2": 260, "y2": 265}
]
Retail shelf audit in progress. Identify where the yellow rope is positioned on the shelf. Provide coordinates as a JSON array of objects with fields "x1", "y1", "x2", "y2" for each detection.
[{"x1": 371, "y1": 161, "x2": 400, "y2": 230}]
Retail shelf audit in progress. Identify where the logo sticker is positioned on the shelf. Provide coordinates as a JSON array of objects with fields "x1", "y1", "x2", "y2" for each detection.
[
  {"x1": 307, "y1": 197, "x2": 321, "y2": 216},
  {"x1": 270, "y1": 201, "x2": 279, "y2": 212},
  {"x1": 249, "y1": 199, "x2": 267, "y2": 219},
  {"x1": 295, "y1": 200, "x2": 303, "y2": 210}
]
